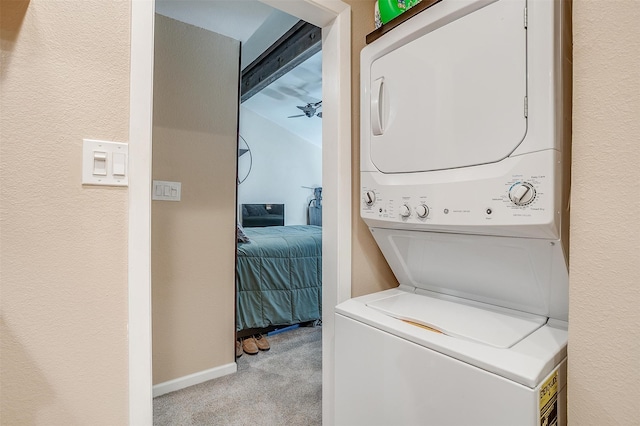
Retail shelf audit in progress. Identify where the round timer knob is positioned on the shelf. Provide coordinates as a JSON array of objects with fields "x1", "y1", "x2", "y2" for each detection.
[
  {"x1": 415, "y1": 204, "x2": 429, "y2": 218},
  {"x1": 509, "y1": 182, "x2": 536, "y2": 206},
  {"x1": 400, "y1": 204, "x2": 411, "y2": 218},
  {"x1": 364, "y1": 191, "x2": 376, "y2": 206}
]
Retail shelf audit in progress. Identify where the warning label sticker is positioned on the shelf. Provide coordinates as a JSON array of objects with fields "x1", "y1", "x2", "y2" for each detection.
[{"x1": 540, "y1": 371, "x2": 559, "y2": 426}]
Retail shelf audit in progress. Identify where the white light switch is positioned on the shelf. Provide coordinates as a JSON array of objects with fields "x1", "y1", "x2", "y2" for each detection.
[
  {"x1": 152, "y1": 180, "x2": 181, "y2": 201},
  {"x1": 113, "y1": 152, "x2": 126, "y2": 176},
  {"x1": 82, "y1": 139, "x2": 128, "y2": 186},
  {"x1": 93, "y1": 151, "x2": 107, "y2": 176}
]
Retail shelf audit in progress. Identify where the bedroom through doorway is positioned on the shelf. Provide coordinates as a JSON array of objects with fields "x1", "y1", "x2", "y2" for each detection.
[
  {"x1": 236, "y1": 30, "x2": 324, "y2": 355},
  {"x1": 233, "y1": 42, "x2": 324, "y2": 422},
  {"x1": 234, "y1": 12, "x2": 324, "y2": 422},
  {"x1": 149, "y1": 1, "x2": 327, "y2": 423}
]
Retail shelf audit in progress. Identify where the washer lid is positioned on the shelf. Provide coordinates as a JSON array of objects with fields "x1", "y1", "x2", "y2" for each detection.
[
  {"x1": 367, "y1": 292, "x2": 546, "y2": 349},
  {"x1": 368, "y1": 0, "x2": 527, "y2": 173}
]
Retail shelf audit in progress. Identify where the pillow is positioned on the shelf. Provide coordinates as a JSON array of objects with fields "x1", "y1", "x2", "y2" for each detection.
[
  {"x1": 245, "y1": 204, "x2": 269, "y2": 216},
  {"x1": 237, "y1": 224, "x2": 250, "y2": 243},
  {"x1": 268, "y1": 204, "x2": 284, "y2": 215}
]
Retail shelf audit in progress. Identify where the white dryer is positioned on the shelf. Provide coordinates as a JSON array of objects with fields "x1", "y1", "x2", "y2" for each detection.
[{"x1": 335, "y1": 0, "x2": 571, "y2": 425}]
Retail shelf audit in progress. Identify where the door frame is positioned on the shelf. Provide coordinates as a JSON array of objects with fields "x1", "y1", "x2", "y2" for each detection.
[{"x1": 128, "y1": 1, "x2": 352, "y2": 424}]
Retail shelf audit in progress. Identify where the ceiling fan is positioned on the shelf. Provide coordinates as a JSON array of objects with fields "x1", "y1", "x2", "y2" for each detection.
[{"x1": 288, "y1": 101, "x2": 322, "y2": 119}]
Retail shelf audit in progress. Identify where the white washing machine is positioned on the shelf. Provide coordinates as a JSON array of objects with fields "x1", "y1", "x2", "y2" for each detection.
[{"x1": 335, "y1": 0, "x2": 571, "y2": 425}]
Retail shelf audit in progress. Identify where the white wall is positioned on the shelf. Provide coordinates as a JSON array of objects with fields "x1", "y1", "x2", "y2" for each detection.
[
  {"x1": 238, "y1": 106, "x2": 322, "y2": 225},
  {"x1": 241, "y1": 9, "x2": 299, "y2": 70}
]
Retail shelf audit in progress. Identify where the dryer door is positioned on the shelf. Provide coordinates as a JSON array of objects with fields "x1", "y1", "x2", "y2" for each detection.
[{"x1": 369, "y1": 0, "x2": 527, "y2": 173}]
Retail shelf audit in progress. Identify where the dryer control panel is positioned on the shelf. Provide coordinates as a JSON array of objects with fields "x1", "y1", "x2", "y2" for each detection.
[{"x1": 361, "y1": 150, "x2": 562, "y2": 240}]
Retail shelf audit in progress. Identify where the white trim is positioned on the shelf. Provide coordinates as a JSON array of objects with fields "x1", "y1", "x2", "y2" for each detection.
[
  {"x1": 128, "y1": 1, "x2": 154, "y2": 425},
  {"x1": 129, "y1": 1, "x2": 351, "y2": 424},
  {"x1": 152, "y1": 363, "x2": 237, "y2": 398},
  {"x1": 319, "y1": 6, "x2": 352, "y2": 424},
  {"x1": 260, "y1": 3, "x2": 352, "y2": 424},
  {"x1": 259, "y1": 0, "x2": 344, "y2": 27}
]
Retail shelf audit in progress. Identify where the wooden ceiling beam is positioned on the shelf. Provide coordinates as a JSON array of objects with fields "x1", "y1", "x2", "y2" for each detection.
[{"x1": 240, "y1": 20, "x2": 321, "y2": 103}]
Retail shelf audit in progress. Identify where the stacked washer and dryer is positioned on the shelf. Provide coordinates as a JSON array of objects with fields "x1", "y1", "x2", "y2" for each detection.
[{"x1": 335, "y1": 0, "x2": 571, "y2": 425}]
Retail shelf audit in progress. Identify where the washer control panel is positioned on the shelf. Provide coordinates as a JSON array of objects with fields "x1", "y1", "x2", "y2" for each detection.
[
  {"x1": 363, "y1": 182, "x2": 547, "y2": 224},
  {"x1": 360, "y1": 151, "x2": 560, "y2": 238},
  {"x1": 362, "y1": 189, "x2": 435, "y2": 223}
]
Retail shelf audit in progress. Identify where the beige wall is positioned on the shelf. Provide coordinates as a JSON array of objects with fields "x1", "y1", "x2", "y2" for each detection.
[
  {"x1": 151, "y1": 15, "x2": 239, "y2": 384},
  {"x1": 2, "y1": 0, "x2": 639, "y2": 423},
  {"x1": 345, "y1": 0, "x2": 398, "y2": 297},
  {"x1": 569, "y1": 1, "x2": 640, "y2": 424},
  {"x1": 0, "y1": 0, "x2": 130, "y2": 424}
]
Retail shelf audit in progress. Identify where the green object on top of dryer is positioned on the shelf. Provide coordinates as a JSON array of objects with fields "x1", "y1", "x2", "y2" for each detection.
[{"x1": 378, "y1": 0, "x2": 422, "y2": 24}]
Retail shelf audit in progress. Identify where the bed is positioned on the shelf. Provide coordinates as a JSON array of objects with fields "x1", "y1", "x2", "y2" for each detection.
[{"x1": 236, "y1": 225, "x2": 322, "y2": 331}]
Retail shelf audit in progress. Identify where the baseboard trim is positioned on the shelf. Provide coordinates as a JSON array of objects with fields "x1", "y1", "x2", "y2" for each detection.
[{"x1": 153, "y1": 362, "x2": 237, "y2": 398}]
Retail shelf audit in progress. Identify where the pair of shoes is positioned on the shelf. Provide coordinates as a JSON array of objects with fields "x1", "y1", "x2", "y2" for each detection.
[
  {"x1": 236, "y1": 340, "x2": 243, "y2": 358},
  {"x1": 242, "y1": 335, "x2": 271, "y2": 355},
  {"x1": 242, "y1": 337, "x2": 259, "y2": 355},
  {"x1": 255, "y1": 334, "x2": 270, "y2": 351}
]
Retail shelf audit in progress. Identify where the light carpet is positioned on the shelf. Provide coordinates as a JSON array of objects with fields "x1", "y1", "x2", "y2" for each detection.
[{"x1": 153, "y1": 325, "x2": 322, "y2": 426}]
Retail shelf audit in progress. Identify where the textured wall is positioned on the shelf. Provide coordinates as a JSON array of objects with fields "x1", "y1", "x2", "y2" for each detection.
[
  {"x1": 2, "y1": 0, "x2": 637, "y2": 423},
  {"x1": 569, "y1": 1, "x2": 640, "y2": 424},
  {"x1": 151, "y1": 15, "x2": 239, "y2": 385},
  {"x1": 0, "y1": 0, "x2": 130, "y2": 424},
  {"x1": 345, "y1": 0, "x2": 398, "y2": 297}
]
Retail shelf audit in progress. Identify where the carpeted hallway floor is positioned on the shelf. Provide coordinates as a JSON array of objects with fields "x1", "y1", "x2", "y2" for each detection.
[{"x1": 153, "y1": 325, "x2": 322, "y2": 426}]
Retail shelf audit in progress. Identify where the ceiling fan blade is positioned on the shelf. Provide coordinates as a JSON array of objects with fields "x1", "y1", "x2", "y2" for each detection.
[
  {"x1": 288, "y1": 114, "x2": 306, "y2": 118},
  {"x1": 316, "y1": 112, "x2": 322, "y2": 118}
]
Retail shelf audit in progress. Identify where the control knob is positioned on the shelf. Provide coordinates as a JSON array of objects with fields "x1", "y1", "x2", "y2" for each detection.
[
  {"x1": 364, "y1": 190, "x2": 376, "y2": 206},
  {"x1": 509, "y1": 182, "x2": 536, "y2": 206},
  {"x1": 415, "y1": 204, "x2": 430, "y2": 218},
  {"x1": 400, "y1": 204, "x2": 411, "y2": 218}
]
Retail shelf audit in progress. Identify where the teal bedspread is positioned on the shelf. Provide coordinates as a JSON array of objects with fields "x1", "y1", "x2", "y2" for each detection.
[{"x1": 236, "y1": 225, "x2": 322, "y2": 331}]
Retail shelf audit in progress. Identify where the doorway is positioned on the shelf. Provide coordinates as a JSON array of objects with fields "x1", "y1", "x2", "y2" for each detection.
[
  {"x1": 237, "y1": 44, "x2": 323, "y2": 347},
  {"x1": 129, "y1": 0, "x2": 352, "y2": 424}
]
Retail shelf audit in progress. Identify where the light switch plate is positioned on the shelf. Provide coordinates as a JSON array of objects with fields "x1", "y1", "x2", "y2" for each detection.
[
  {"x1": 82, "y1": 139, "x2": 128, "y2": 186},
  {"x1": 152, "y1": 180, "x2": 181, "y2": 201}
]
